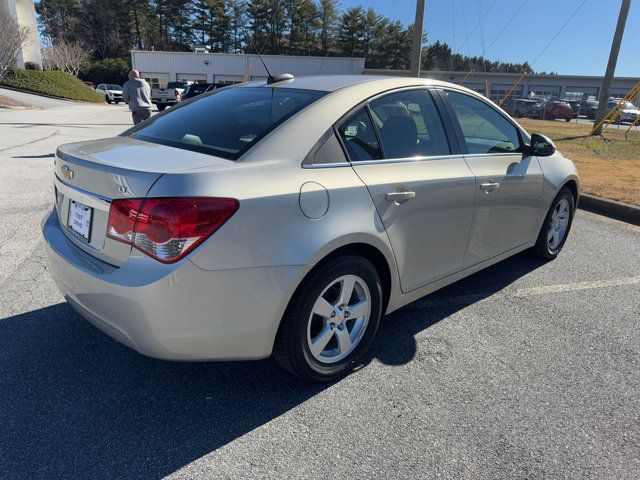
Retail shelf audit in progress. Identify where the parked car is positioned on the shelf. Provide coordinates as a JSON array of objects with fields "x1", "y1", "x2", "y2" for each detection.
[
  {"x1": 43, "y1": 75, "x2": 579, "y2": 382},
  {"x1": 96, "y1": 84, "x2": 123, "y2": 104},
  {"x1": 560, "y1": 99, "x2": 581, "y2": 118},
  {"x1": 83, "y1": 81, "x2": 95, "y2": 90},
  {"x1": 606, "y1": 99, "x2": 640, "y2": 124},
  {"x1": 501, "y1": 98, "x2": 539, "y2": 118},
  {"x1": 151, "y1": 81, "x2": 192, "y2": 111},
  {"x1": 581, "y1": 99, "x2": 599, "y2": 119},
  {"x1": 181, "y1": 82, "x2": 226, "y2": 100},
  {"x1": 529, "y1": 99, "x2": 573, "y2": 122}
]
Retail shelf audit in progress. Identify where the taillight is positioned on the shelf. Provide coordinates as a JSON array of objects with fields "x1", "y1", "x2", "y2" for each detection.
[{"x1": 107, "y1": 197, "x2": 239, "y2": 263}]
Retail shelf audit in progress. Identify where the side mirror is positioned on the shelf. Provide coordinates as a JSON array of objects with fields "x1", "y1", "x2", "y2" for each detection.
[{"x1": 527, "y1": 133, "x2": 556, "y2": 156}]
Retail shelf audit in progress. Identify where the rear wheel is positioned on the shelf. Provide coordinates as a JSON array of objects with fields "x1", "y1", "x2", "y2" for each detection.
[
  {"x1": 157, "y1": 104, "x2": 166, "y2": 111},
  {"x1": 273, "y1": 254, "x2": 383, "y2": 382},
  {"x1": 115, "y1": 100, "x2": 120, "y2": 104},
  {"x1": 531, "y1": 187, "x2": 575, "y2": 259},
  {"x1": 565, "y1": 117, "x2": 571, "y2": 122}
]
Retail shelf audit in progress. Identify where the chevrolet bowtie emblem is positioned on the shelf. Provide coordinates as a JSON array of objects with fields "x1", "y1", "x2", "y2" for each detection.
[{"x1": 61, "y1": 165, "x2": 74, "y2": 180}]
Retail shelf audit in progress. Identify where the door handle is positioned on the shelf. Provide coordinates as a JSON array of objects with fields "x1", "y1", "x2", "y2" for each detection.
[
  {"x1": 385, "y1": 190, "x2": 416, "y2": 203},
  {"x1": 480, "y1": 182, "x2": 500, "y2": 192}
]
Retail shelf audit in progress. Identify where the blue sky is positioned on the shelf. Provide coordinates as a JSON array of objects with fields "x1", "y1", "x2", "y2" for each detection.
[{"x1": 338, "y1": 0, "x2": 639, "y2": 76}]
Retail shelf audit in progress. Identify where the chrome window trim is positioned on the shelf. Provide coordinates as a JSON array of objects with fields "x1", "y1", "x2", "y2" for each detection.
[
  {"x1": 350, "y1": 154, "x2": 465, "y2": 166},
  {"x1": 462, "y1": 152, "x2": 524, "y2": 159},
  {"x1": 302, "y1": 162, "x2": 351, "y2": 169},
  {"x1": 55, "y1": 175, "x2": 112, "y2": 209}
]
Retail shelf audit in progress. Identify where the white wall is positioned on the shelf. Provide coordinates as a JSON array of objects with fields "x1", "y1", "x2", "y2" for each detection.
[
  {"x1": 1, "y1": 0, "x2": 42, "y2": 67},
  {"x1": 132, "y1": 51, "x2": 366, "y2": 84}
]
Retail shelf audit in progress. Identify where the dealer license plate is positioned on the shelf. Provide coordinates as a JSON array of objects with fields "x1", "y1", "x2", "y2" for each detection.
[{"x1": 68, "y1": 200, "x2": 92, "y2": 241}]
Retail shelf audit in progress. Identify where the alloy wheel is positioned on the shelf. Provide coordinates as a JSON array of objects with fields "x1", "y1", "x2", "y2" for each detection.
[
  {"x1": 306, "y1": 274, "x2": 371, "y2": 364},
  {"x1": 548, "y1": 198, "x2": 570, "y2": 251}
]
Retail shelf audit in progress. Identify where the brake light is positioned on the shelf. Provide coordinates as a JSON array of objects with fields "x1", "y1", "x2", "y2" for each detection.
[{"x1": 107, "y1": 197, "x2": 239, "y2": 263}]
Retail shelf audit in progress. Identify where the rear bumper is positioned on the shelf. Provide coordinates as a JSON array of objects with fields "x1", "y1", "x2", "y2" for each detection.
[
  {"x1": 152, "y1": 99, "x2": 179, "y2": 105},
  {"x1": 42, "y1": 209, "x2": 301, "y2": 361}
]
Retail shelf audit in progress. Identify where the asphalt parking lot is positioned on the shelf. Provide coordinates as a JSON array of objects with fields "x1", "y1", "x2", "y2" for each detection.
[{"x1": 1, "y1": 94, "x2": 640, "y2": 480}]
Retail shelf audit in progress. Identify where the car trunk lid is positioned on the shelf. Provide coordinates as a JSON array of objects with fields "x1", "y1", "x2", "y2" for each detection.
[{"x1": 54, "y1": 136, "x2": 233, "y2": 266}]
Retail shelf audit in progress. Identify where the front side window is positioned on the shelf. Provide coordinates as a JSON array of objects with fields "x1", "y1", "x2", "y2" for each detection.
[
  {"x1": 444, "y1": 90, "x2": 522, "y2": 154},
  {"x1": 336, "y1": 108, "x2": 382, "y2": 161},
  {"x1": 369, "y1": 89, "x2": 450, "y2": 158},
  {"x1": 126, "y1": 87, "x2": 326, "y2": 160}
]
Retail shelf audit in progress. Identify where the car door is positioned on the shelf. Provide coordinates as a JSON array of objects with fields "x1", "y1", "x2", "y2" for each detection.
[
  {"x1": 336, "y1": 88, "x2": 476, "y2": 293},
  {"x1": 439, "y1": 89, "x2": 544, "y2": 267}
]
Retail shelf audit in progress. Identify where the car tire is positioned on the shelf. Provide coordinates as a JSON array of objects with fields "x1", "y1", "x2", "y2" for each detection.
[
  {"x1": 565, "y1": 118, "x2": 571, "y2": 122},
  {"x1": 115, "y1": 100, "x2": 120, "y2": 104},
  {"x1": 105, "y1": 95, "x2": 111, "y2": 104},
  {"x1": 531, "y1": 187, "x2": 575, "y2": 260},
  {"x1": 273, "y1": 254, "x2": 383, "y2": 382},
  {"x1": 157, "y1": 105, "x2": 166, "y2": 111}
]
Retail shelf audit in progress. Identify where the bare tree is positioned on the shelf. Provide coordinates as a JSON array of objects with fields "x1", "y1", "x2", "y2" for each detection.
[
  {"x1": 42, "y1": 40, "x2": 90, "y2": 76},
  {"x1": 0, "y1": 11, "x2": 33, "y2": 81}
]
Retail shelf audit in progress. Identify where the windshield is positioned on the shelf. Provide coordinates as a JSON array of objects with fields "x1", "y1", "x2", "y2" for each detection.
[
  {"x1": 126, "y1": 87, "x2": 326, "y2": 160},
  {"x1": 107, "y1": 84, "x2": 122, "y2": 90}
]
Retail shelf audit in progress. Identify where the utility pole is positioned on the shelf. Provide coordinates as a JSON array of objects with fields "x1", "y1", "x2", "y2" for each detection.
[
  {"x1": 591, "y1": 0, "x2": 631, "y2": 136},
  {"x1": 410, "y1": 0, "x2": 426, "y2": 77}
]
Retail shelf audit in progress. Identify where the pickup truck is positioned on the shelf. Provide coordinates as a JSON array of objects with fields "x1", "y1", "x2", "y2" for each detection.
[{"x1": 151, "y1": 81, "x2": 192, "y2": 111}]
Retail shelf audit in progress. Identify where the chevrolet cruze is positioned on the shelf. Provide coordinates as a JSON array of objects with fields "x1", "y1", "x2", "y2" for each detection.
[{"x1": 43, "y1": 75, "x2": 579, "y2": 382}]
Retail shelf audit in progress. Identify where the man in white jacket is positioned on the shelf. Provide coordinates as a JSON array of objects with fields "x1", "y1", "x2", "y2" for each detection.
[{"x1": 121, "y1": 70, "x2": 152, "y2": 125}]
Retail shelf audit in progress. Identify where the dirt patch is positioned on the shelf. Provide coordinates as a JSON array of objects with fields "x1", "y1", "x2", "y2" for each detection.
[
  {"x1": 0, "y1": 95, "x2": 35, "y2": 110},
  {"x1": 520, "y1": 119, "x2": 640, "y2": 206}
]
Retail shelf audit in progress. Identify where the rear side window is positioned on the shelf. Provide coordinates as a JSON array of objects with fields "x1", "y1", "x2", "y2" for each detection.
[
  {"x1": 126, "y1": 87, "x2": 326, "y2": 160},
  {"x1": 336, "y1": 108, "x2": 382, "y2": 161},
  {"x1": 369, "y1": 89, "x2": 450, "y2": 158},
  {"x1": 444, "y1": 90, "x2": 522, "y2": 154}
]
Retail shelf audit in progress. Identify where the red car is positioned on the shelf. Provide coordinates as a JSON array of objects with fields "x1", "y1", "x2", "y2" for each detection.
[{"x1": 530, "y1": 100, "x2": 573, "y2": 122}]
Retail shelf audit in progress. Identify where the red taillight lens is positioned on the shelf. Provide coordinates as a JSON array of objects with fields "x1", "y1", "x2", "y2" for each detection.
[
  {"x1": 107, "y1": 199, "x2": 144, "y2": 243},
  {"x1": 106, "y1": 197, "x2": 239, "y2": 263}
]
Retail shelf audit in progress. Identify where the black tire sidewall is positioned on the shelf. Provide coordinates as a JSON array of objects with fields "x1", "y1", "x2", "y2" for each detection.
[{"x1": 285, "y1": 256, "x2": 382, "y2": 382}]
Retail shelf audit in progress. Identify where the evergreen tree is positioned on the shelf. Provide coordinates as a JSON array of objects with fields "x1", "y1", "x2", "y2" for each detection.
[{"x1": 317, "y1": 0, "x2": 338, "y2": 55}]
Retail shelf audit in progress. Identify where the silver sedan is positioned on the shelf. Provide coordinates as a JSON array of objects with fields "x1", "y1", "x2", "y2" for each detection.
[{"x1": 42, "y1": 75, "x2": 579, "y2": 382}]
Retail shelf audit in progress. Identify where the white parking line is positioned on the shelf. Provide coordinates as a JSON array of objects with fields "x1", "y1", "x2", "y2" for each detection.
[{"x1": 407, "y1": 276, "x2": 640, "y2": 309}]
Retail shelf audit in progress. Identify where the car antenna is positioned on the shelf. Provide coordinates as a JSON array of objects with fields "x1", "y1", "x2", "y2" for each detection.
[{"x1": 249, "y1": 39, "x2": 293, "y2": 85}]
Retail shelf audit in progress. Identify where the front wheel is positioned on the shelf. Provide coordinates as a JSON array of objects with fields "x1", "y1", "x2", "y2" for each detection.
[
  {"x1": 273, "y1": 254, "x2": 383, "y2": 382},
  {"x1": 531, "y1": 187, "x2": 575, "y2": 260},
  {"x1": 105, "y1": 95, "x2": 111, "y2": 104},
  {"x1": 565, "y1": 118, "x2": 571, "y2": 122}
]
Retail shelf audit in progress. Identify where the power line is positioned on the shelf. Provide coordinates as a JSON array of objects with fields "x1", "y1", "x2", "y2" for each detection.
[
  {"x1": 457, "y1": 0, "x2": 498, "y2": 53},
  {"x1": 530, "y1": 0, "x2": 587, "y2": 67},
  {"x1": 485, "y1": 0, "x2": 528, "y2": 55}
]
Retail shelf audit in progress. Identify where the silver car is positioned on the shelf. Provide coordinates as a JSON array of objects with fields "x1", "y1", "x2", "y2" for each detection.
[{"x1": 42, "y1": 75, "x2": 579, "y2": 382}]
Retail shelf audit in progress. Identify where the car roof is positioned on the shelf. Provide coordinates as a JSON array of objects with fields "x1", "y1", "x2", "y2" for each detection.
[{"x1": 235, "y1": 75, "x2": 461, "y2": 93}]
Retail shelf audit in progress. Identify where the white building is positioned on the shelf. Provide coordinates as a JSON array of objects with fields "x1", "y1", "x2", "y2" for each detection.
[
  {"x1": 0, "y1": 0, "x2": 42, "y2": 67},
  {"x1": 131, "y1": 50, "x2": 366, "y2": 88},
  {"x1": 365, "y1": 69, "x2": 640, "y2": 104}
]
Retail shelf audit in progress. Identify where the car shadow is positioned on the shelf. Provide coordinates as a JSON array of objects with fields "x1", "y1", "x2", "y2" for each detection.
[{"x1": 0, "y1": 253, "x2": 547, "y2": 479}]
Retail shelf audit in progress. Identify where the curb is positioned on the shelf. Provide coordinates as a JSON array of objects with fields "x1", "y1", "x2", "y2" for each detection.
[{"x1": 578, "y1": 193, "x2": 640, "y2": 226}]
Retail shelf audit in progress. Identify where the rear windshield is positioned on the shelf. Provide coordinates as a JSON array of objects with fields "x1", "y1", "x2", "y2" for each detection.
[
  {"x1": 126, "y1": 87, "x2": 326, "y2": 160},
  {"x1": 187, "y1": 84, "x2": 210, "y2": 95},
  {"x1": 167, "y1": 82, "x2": 189, "y2": 89}
]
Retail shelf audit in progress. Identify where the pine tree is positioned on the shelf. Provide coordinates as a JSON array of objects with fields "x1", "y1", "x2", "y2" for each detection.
[{"x1": 317, "y1": 0, "x2": 338, "y2": 56}]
